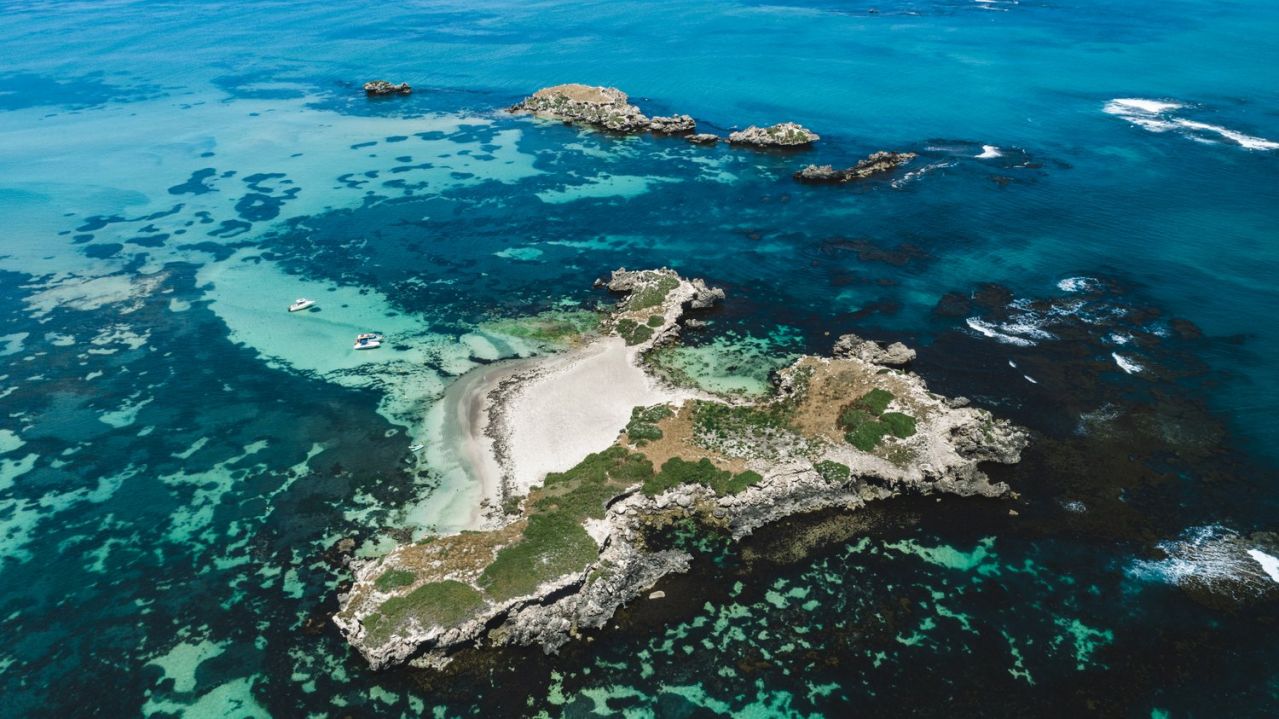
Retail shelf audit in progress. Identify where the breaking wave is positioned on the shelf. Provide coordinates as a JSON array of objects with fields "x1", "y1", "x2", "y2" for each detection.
[{"x1": 1104, "y1": 98, "x2": 1279, "y2": 151}]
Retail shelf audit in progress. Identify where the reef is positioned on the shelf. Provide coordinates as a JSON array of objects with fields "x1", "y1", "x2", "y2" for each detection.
[
  {"x1": 363, "y1": 80, "x2": 412, "y2": 96},
  {"x1": 794, "y1": 151, "x2": 917, "y2": 183},
  {"x1": 334, "y1": 269, "x2": 1027, "y2": 670},
  {"x1": 685, "y1": 133, "x2": 720, "y2": 145},
  {"x1": 728, "y1": 122, "x2": 820, "y2": 148}
]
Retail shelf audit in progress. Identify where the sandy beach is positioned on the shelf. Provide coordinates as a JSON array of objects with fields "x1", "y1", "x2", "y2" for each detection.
[{"x1": 436, "y1": 335, "x2": 693, "y2": 526}]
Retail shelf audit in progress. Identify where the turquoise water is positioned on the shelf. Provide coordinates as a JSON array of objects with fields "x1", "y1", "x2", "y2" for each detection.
[{"x1": 1, "y1": 0, "x2": 1277, "y2": 715}]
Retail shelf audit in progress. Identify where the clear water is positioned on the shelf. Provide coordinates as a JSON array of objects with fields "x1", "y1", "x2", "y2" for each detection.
[{"x1": 1, "y1": 0, "x2": 1277, "y2": 715}]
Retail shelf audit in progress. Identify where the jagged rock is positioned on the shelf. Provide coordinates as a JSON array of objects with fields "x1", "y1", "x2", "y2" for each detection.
[
  {"x1": 688, "y1": 278, "x2": 725, "y2": 309},
  {"x1": 683, "y1": 319, "x2": 708, "y2": 329},
  {"x1": 648, "y1": 590, "x2": 666, "y2": 599},
  {"x1": 728, "y1": 122, "x2": 820, "y2": 148},
  {"x1": 364, "y1": 80, "x2": 412, "y2": 96},
  {"x1": 794, "y1": 151, "x2": 916, "y2": 183},
  {"x1": 649, "y1": 115, "x2": 696, "y2": 134},
  {"x1": 832, "y1": 333, "x2": 916, "y2": 366},
  {"x1": 685, "y1": 133, "x2": 720, "y2": 145},
  {"x1": 510, "y1": 84, "x2": 652, "y2": 133}
]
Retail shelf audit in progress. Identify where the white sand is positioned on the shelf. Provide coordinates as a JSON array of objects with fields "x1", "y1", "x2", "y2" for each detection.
[{"x1": 442, "y1": 335, "x2": 692, "y2": 525}]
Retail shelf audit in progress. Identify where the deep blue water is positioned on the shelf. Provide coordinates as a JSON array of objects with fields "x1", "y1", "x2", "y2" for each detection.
[{"x1": 1, "y1": 0, "x2": 1277, "y2": 716}]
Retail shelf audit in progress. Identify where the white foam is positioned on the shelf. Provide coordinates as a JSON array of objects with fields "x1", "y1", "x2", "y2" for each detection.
[
  {"x1": 1112, "y1": 352, "x2": 1143, "y2": 374},
  {"x1": 965, "y1": 318, "x2": 1036, "y2": 347},
  {"x1": 1246, "y1": 550, "x2": 1279, "y2": 583},
  {"x1": 1105, "y1": 98, "x2": 1184, "y2": 115},
  {"x1": 1023, "y1": 375, "x2": 1037, "y2": 384},
  {"x1": 1104, "y1": 98, "x2": 1278, "y2": 151},
  {"x1": 1171, "y1": 118, "x2": 1279, "y2": 151},
  {"x1": 975, "y1": 144, "x2": 1002, "y2": 159},
  {"x1": 1057, "y1": 276, "x2": 1099, "y2": 293}
]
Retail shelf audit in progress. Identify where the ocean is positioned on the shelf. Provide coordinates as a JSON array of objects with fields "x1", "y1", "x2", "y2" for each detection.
[{"x1": 1, "y1": 0, "x2": 1277, "y2": 715}]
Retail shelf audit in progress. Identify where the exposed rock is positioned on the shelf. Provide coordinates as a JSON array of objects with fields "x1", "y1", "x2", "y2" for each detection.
[
  {"x1": 685, "y1": 133, "x2": 720, "y2": 145},
  {"x1": 648, "y1": 590, "x2": 666, "y2": 599},
  {"x1": 688, "y1": 278, "x2": 726, "y2": 309},
  {"x1": 510, "y1": 84, "x2": 652, "y2": 133},
  {"x1": 728, "y1": 122, "x2": 820, "y2": 148},
  {"x1": 648, "y1": 115, "x2": 696, "y2": 134},
  {"x1": 363, "y1": 80, "x2": 412, "y2": 96},
  {"x1": 832, "y1": 332, "x2": 916, "y2": 366},
  {"x1": 794, "y1": 151, "x2": 916, "y2": 183}
]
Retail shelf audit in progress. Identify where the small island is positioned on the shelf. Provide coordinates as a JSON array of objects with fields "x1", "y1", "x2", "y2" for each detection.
[{"x1": 334, "y1": 269, "x2": 1027, "y2": 669}]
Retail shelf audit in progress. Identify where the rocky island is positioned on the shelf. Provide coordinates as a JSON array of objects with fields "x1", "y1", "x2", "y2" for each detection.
[
  {"x1": 728, "y1": 122, "x2": 821, "y2": 148},
  {"x1": 334, "y1": 269, "x2": 1027, "y2": 670},
  {"x1": 509, "y1": 84, "x2": 697, "y2": 136}
]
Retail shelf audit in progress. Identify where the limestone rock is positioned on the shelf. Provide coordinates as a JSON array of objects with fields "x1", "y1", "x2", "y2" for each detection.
[
  {"x1": 728, "y1": 122, "x2": 820, "y2": 148},
  {"x1": 649, "y1": 115, "x2": 696, "y2": 134},
  {"x1": 510, "y1": 84, "x2": 651, "y2": 133},
  {"x1": 364, "y1": 80, "x2": 412, "y2": 96},
  {"x1": 685, "y1": 133, "x2": 720, "y2": 145},
  {"x1": 794, "y1": 151, "x2": 917, "y2": 183},
  {"x1": 832, "y1": 333, "x2": 916, "y2": 366}
]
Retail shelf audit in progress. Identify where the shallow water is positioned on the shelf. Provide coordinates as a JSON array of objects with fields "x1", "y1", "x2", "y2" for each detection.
[{"x1": 1, "y1": 0, "x2": 1277, "y2": 715}]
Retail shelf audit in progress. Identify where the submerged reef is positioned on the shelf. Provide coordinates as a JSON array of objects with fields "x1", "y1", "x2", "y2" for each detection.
[
  {"x1": 795, "y1": 151, "x2": 917, "y2": 183},
  {"x1": 334, "y1": 270, "x2": 1027, "y2": 670}
]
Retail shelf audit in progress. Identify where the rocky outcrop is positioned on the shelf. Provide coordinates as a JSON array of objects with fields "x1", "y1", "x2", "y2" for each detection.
[
  {"x1": 794, "y1": 151, "x2": 916, "y2": 183},
  {"x1": 648, "y1": 115, "x2": 696, "y2": 134},
  {"x1": 832, "y1": 332, "x2": 916, "y2": 366},
  {"x1": 728, "y1": 122, "x2": 820, "y2": 148},
  {"x1": 364, "y1": 80, "x2": 412, "y2": 96},
  {"x1": 509, "y1": 85, "x2": 700, "y2": 136},
  {"x1": 689, "y1": 278, "x2": 726, "y2": 309},
  {"x1": 685, "y1": 133, "x2": 720, "y2": 145}
]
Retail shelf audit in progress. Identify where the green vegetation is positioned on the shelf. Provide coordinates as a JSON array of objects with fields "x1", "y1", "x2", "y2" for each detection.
[
  {"x1": 374, "y1": 569, "x2": 417, "y2": 592},
  {"x1": 879, "y1": 411, "x2": 917, "y2": 439},
  {"x1": 616, "y1": 318, "x2": 654, "y2": 345},
  {"x1": 814, "y1": 460, "x2": 851, "y2": 484},
  {"x1": 853, "y1": 388, "x2": 895, "y2": 415},
  {"x1": 627, "y1": 275, "x2": 680, "y2": 310},
  {"x1": 642, "y1": 457, "x2": 764, "y2": 497},
  {"x1": 692, "y1": 400, "x2": 792, "y2": 439},
  {"x1": 478, "y1": 513, "x2": 599, "y2": 601},
  {"x1": 478, "y1": 447, "x2": 654, "y2": 601},
  {"x1": 363, "y1": 580, "x2": 485, "y2": 644},
  {"x1": 625, "y1": 404, "x2": 672, "y2": 445},
  {"x1": 838, "y1": 390, "x2": 916, "y2": 452},
  {"x1": 646, "y1": 314, "x2": 665, "y2": 328}
]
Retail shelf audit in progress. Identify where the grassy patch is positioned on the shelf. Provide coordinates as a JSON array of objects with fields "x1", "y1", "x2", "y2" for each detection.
[
  {"x1": 363, "y1": 580, "x2": 485, "y2": 644},
  {"x1": 627, "y1": 275, "x2": 680, "y2": 310},
  {"x1": 616, "y1": 318, "x2": 654, "y2": 345},
  {"x1": 625, "y1": 404, "x2": 672, "y2": 445},
  {"x1": 837, "y1": 389, "x2": 915, "y2": 452},
  {"x1": 879, "y1": 411, "x2": 917, "y2": 438},
  {"x1": 374, "y1": 569, "x2": 417, "y2": 592},
  {"x1": 642, "y1": 457, "x2": 764, "y2": 497},
  {"x1": 646, "y1": 314, "x2": 665, "y2": 327},
  {"x1": 478, "y1": 514, "x2": 599, "y2": 601},
  {"x1": 477, "y1": 447, "x2": 653, "y2": 602},
  {"x1": 853, "y1": 388, "x2": 895, "y2": 416},
  {"x1": 814, "y1": 460, "x2": 851, "y2": 484}
]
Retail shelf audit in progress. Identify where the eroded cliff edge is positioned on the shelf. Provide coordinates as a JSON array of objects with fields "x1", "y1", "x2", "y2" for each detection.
[{"x1": 334, "y1": 269, "x2": 1027, "y2": 670}]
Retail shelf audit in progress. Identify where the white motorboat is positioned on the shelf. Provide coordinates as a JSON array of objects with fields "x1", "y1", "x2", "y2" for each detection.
[
  {"x1": 288, "y1": 298, "x2": 316, "y2": 312},
  {"x1": 353, "y1": 333, "x2": 383, "y2": 350}
]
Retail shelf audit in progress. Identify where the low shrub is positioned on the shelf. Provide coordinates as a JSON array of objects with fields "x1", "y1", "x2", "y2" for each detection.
[
  {"x1": 814, "y1": 460, "x2": 851, "y2": 484},
  {"x1": 374, "y1": 569, "x2": 417, "y2": 592},
  {"x1": 879, "y1": 411, "x2": 917, "y2": 438}
]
